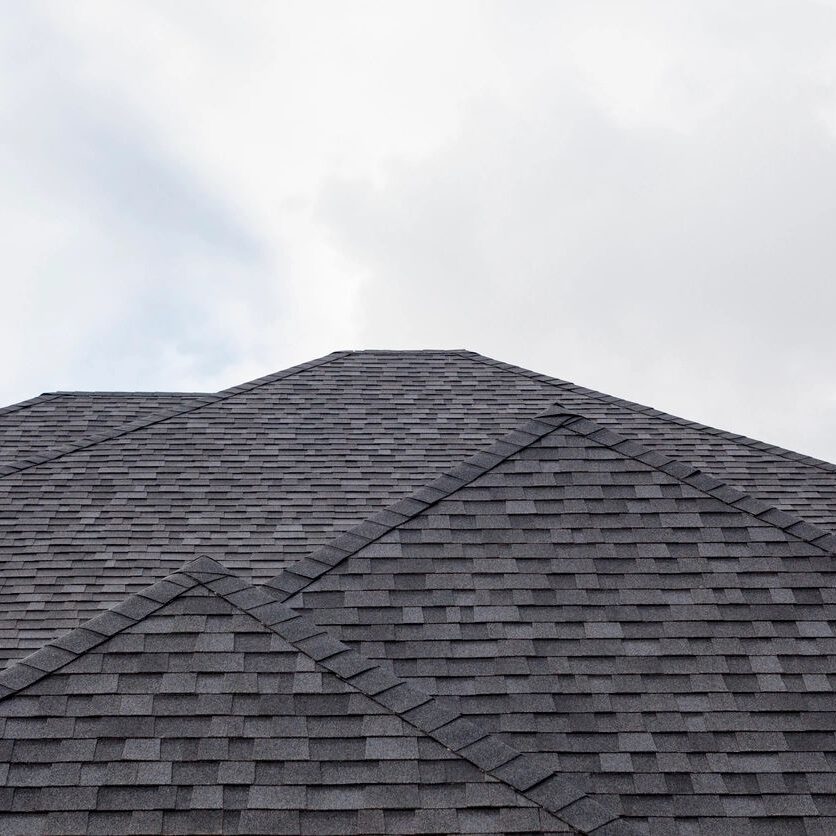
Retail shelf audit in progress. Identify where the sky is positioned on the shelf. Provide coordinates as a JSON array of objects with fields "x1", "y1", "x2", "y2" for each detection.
[{"x1": 2, "y1": 1, "x2": 836, "y2": 461}]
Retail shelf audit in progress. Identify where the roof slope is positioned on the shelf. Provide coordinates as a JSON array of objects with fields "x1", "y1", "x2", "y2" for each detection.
[
  {"x1": 6, "y1": 353, "x2": 836, "y2": 530},
  {"x1": 0, "y1": 352, "x2": 559, "y2": 665},
  {"x1": 0, "y1": 557, "x2": 637, "y2": 835},
  {"x1": 2, "y1": 349, "x2": 835, "y2": 667},
  {"x1": 275, "y1": 411, "x2": 836, "y2": 834},
  {"x1": 0, "y1": 391, "x2": 207, "y2": 470},
  {"x1": 463, "y1": 352, "x2": 836, "y2": 531},
  {"x1": 3, "y1": 350, "x2": 836, "y2": 833}
]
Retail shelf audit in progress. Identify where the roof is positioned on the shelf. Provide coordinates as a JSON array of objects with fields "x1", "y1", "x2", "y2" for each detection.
[
  {"x1": 0, "y1": 557, "x2": 625, "y2": 835},
  {"x1": 273, "y1": 409, "x2": 836, "y2": 833},
  {"x1": 0, "y1": 392, "x2": 208, "y2": 471},
  {"x1": 1, "y1": 349, "x2": 835, "y2": 834}
]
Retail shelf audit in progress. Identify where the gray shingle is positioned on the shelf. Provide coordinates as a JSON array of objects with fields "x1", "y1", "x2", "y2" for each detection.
[
  {"x1": 1, "y1": 568, "x2": 599, "y2": 834},
  {"x1": 4, "y1": 350, "x2": 836, "y2": 669},
  {"x1": 287, "y1": 402, "x2": 836, "y2": 833},
  {"x1": 4, "y1": 349, "x2": 836, "y2": 833}
]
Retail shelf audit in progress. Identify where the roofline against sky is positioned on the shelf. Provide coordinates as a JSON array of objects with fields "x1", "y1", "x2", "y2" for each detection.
[{"x1": 4, "y1": 349, "x2": 834, "y2": 481}]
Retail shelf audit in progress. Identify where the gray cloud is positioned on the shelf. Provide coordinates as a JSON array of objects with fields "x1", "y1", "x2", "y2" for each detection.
[
  {"x1": 2, "y1": 1, "x2": 836, "y2": 461},
  {"x1": 1, "y1": 5, "x2": 282, "y2": 395}
]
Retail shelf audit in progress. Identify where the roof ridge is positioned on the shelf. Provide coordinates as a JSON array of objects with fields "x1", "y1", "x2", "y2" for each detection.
[
  {"x1": 263, "y1": 407, "x2": 576, "y2": 600},
  {"x1": 0, "y1": 567, "x2": 199, "y2": 700},
  {"x1": 0, "y1": 555, "x2": 236, "y2": 697},
  {"x1": 0, "y1": 351, "x2": 350, "y2": 480},
  {"x1": 264, "y1": 402, "x2": 836, "y2": 605},
  {"x1": 185, "y1": 561, "x2": 637, "y2": 835},
  {"x1": 330, "y1": 349, "x2": 470, "y2": 355},
  {"x1": 44, "y1": 390, "x2": 212, "y2": 397},
  {"x1": 244, "y1": 407, "x2": 836, "y2": 831},
  {"x1": 457, "y1": 350, "x2": 836, "y2": 475},
  {"x1": 551, "y1": 407, "x2": 836, "y2": 552},
  {"x1": 217, "y1": 350, "x2": 350, "y2": 395},
  {"x1": 0, "y1": 553, "x2": 638, "y2": 835}
]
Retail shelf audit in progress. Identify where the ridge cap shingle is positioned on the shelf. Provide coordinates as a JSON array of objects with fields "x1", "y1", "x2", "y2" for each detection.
[
  {"x1": 0, "y1": 569, "x2": 200, "y2": 700},
  {"x1": 44, "y1": 390, "x2": 212, "y2": 397},
  {"x1": 264, "y1": 402, "x2": 836, "y2": 606},
  {"x1": 0, "y1": 392, "x2": 62, "y2": 419},
  {"x1": 0, "y1": 554, "x2": 638, "y2": 835},
  {"x1": 263, "y1": 404, "x2": 575, "y2": 600},
  {"x1": 188, "y1": 561, "x2": 637, "y2": 834},
  {"x1": 554, "y1": 411, "x2": 836, "y2": 554},
  {"x1": 0, "y1": 351, "x2": 350, "y2": 481}
]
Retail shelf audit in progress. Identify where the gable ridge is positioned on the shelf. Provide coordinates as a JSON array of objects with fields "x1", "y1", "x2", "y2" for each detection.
[
  {"x1": 0, "y1": 556, "x2": 241, "y2": 701},
  {"x1": 0, "y1": 351, "x2": 349, "y2": 480},
  {"x1": 0, "y1": 554, "x2": 638, "y2": 835},
  {"x1": 458, "y1": 349, "x2": 836, "y2": 476},
  {"x1": 5, "y1": 349, "x2": 832, "y2": 483},
  {"x1": 45, "y1": 390, "x2": 212, "y2": 397},
  {"x1": 191, "y1": 566, "x2": 638, "y2": 834},
  {"x1": 0, "y1": 568, "x2": 200, "y2": 700},
  {"x1": 264, "y1": 401, "x2": 836, "y2": 604},
  {"x1": 264, "y1": 409, "x2": 576, "y2": 600},
  {"x1": 554, "y1": 408, "x2": 836, "y2": 553},
  {"x1": 216, "y1": 350, "x2": 350, "y2": 395}
]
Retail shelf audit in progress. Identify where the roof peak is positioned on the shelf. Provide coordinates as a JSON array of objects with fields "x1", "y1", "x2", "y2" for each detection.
[{"x1": 7, "y1": 348, "x2": 834, "y2": 484}]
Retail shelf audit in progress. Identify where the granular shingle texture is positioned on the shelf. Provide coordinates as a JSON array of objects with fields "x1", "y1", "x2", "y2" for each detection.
[
  {"x1": 284, "y1": 414, "x2": 836, "y2": 834},
  {"x1": 462, "y1": 352, "x2": 836, "y2": 532},
  {"x1": 2, "y1": 352, "x2": 836, "y2": 668},
  {"x1": 0, "y1": 392, "x2": 207, "y2": 470},
  {"x1": 3, "y1": 348, "x2": 836, "y2": 835},
  {"x1": 0, "y1": 564, "x2": 585, "y2": 835},
  {"x1": 0, "y1": 352, "x2": 567, "y2": 664}
]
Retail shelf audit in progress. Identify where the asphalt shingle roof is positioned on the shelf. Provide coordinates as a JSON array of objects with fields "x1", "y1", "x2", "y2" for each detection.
[
  {"x1": 272, "y1": 409, "x2": 836, "y2": 834},
  {"x1": 1, "y1": 350, "x2": 834, "y2": 670},
  {"x1": 1, "y1": 349, "x2": 835, "y2": 834},
  {"x1": 0, "y1": 392, "x2": 206, "y2": 471},
  {"x1": 0, "y1": 557, "x2": 632, "y2": 835},
  {"x1": 0, "y1": 351, "x2": 567, "y2": 665},
  {"x1": 462, "y1": 352, "x2": 836, "y2": 531}
]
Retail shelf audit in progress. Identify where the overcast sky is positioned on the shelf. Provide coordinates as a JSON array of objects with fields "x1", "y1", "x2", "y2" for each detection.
[{"x1": 3, "y1": 1, "x2": 836, "y2": 461}]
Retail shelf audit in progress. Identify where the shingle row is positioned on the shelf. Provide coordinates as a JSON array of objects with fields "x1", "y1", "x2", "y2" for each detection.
[
  {"x1": 460, "y1": 351, "x2": 836, "y2": 530},
  {"x1": 0, "y1": 556, "x2": 639, "y2": 835},
  {"x1": 3, "y1": 350, "x2": 836, "y2": 671},
  {"x1": 285, "y1": 412, "x2": 836, "y2": 834},
  {"x1": 0, "y1": 352, "x2": 561, "y2": 666}
]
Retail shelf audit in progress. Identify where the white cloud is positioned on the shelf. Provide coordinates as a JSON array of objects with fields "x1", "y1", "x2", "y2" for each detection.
[{"x1": 2, "y1": 1, "x2": 836, "y2": 460}]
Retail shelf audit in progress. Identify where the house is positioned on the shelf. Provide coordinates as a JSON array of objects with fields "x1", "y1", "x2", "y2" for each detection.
[{"x1": 1, "y1": 350, "x2": 834, "y2": 834}]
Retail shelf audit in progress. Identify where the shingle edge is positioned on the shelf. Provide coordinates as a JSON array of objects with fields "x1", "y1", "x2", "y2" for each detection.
[
  {"x1": 0, "y1": 569, "x2": 199, "y2": 700},
  {"x1": 555, "y1": 414, "x2": 836, "y2": 555},
  {"x1": 0, "y1": 393, "x2": 63, "y2": 419}
]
